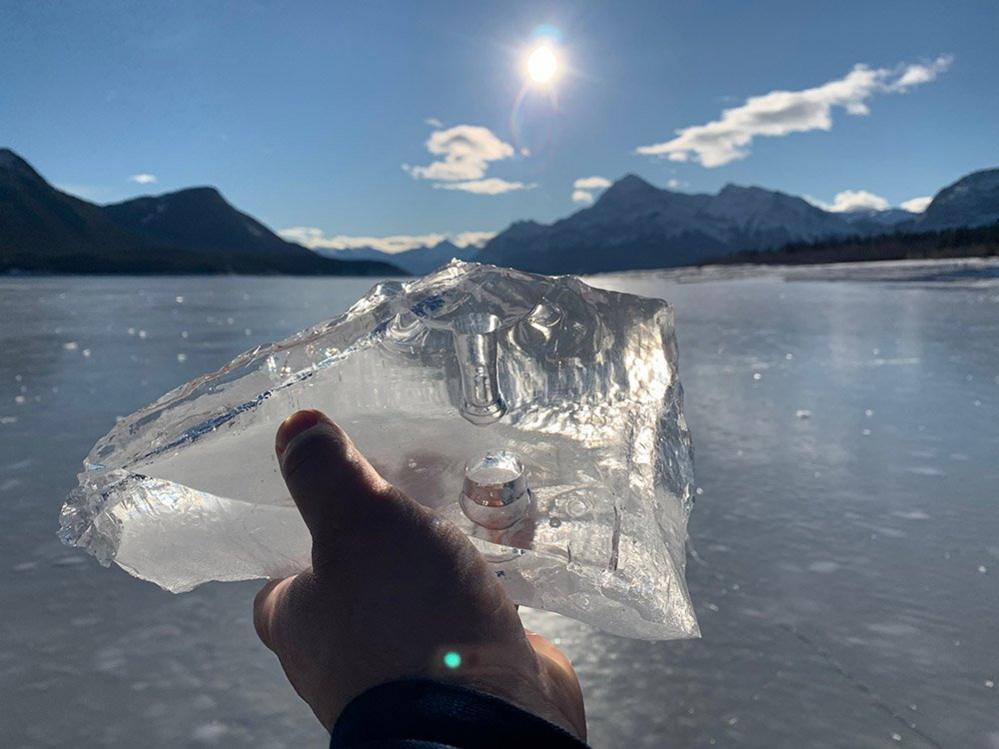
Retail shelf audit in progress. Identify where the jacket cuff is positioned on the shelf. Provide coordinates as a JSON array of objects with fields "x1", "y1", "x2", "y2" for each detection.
[{"x1": 330, "y1": 678, "x2": 588, "y2": 748}]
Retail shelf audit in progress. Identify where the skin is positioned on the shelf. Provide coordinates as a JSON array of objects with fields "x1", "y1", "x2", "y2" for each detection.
[{"x1": 253, "y1": 409, "x2": 587, "y2": 740}]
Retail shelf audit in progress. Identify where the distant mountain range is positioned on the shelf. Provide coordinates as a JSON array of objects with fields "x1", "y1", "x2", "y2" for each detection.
[
  {"x1": 3, "y1": 145, "x2": 997, "y2": 275},
  {"x1": 0, "y1": 148, "x2": 400, "y2": 275},
  {"x1": 318, "y1": 168, "x2": 999, "y2": 275},
  {"x1": 475, "y1": 170, "x2": 999, "y2": 273},
  {"x1": 317, "y1": 240, "x2": 479, "y2": 275}
]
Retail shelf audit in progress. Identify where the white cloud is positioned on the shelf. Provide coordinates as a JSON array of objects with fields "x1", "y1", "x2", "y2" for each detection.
[
  {"x1": 808, "y1": 189, "x2": 891, "y2": 213},
  {"x1": 404, "y1": 124, "x2": 530, "y2": 194},
  {"x1": 278, "y1": 227, "x2": 495, "y2": 253},
  {"x1": 893, "y1": 59, "x2": 951, "y2": 89},
  {"x1": 900, "y1": 195, "x2": 932, "y2": 213},
  {"x1": 636, "y1": 55, "x2": 952, "y2": 167},
  {"x1": 280, "y1": 228, "x2": 444, "y2": 253},
  {"x1": 129, "y1": 173, "x2": 158, "y2": 184},
  {"x1": 571, "y1": 176, "x2": 611, "y2": 204},
  {"x1": 573, "y1": 176, "x2": 611, "y2": 190},
  {"x1": 452, "y1": 231, "x2": 497, "y2": 247},
  {"x1": 405, "y1": 125, "x2": 515, "y2": 181},
  {"x1": 433, "y1": 178, "x2": 532, "y2": 195},
  {"x1": 666, "y1": 178, "x2": 685, "y2": 190},
  {"x1": 424, "y1": 117, "x2": 444, "y2": 128}
]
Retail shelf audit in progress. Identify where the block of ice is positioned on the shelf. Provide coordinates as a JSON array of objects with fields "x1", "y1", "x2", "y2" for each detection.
[{"x1": 59, "y1": 261, "x2": 698, "y2": 640}]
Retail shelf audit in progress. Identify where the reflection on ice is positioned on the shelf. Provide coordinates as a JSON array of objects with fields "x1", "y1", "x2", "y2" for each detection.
[{"x1": 2, "y1": 261, "x2": 996, "y2": 746}]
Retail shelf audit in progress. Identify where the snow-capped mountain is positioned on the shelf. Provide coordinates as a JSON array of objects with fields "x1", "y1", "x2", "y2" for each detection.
[
  {"x1": 707, "y1": 184, "x2": 852, "y2": 238},
  {"x1": 317, "y1": 239, "x2": 479, "y2": 275},
  {"x1": 477, "y1": 169, "x2": 999, "y2": 274},
  {"x1": 841, "y1": 208, "x2": 916, "y2": 228},
  {"x1": 478, "y1": 175, "x2": 865, "y2": 273},
  {"x1": 919, "y1": 168, "x2": 999, "y2": 230}
]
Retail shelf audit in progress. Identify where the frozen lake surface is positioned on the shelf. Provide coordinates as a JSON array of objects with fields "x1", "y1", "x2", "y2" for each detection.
[{"x1": 2, "y1": 260, "x2": 998, "y2": 748}]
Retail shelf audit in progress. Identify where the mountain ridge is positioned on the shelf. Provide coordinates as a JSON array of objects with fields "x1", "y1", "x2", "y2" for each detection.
[
  {"x1": 4, "y1": 146, "x2": 998, "y2": 275},
  {"x1": 315, "y1": 166, "x2": 999, "y2": 274},
  {"x1": 0, "y1": 148, "x2": 401, "y2": 275},
  {"x1": 0, "y1": 148, "x2": 178, "y2": 273},
  {"x1": 476, "y1": 168, "x2": 999, "y2": 273},
  {"x1": 316, "y1": 239, "x2": 480, "y2": 275},
  {"x1": 477, "y1": 174, "x2": 857, "y2": 273},
  {"x1": 919, "y1": 169, "x2": 999, "y2": 230}
]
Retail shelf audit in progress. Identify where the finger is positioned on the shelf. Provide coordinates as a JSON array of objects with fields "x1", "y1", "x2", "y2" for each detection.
[
  {"x1": 526, "y1": 632, "x2": 577, "y2": 684},
  {"x1": 526, "y1": 632, "x2": 587, "y2": 740},
  {"x1": 253, "y1": 575, "x2": 295, "y2": 652},
  {"x1": 274, "y1": 410, "x2": 393, "y2": 544}
]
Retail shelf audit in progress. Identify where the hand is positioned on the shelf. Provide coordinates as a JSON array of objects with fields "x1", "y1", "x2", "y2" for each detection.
[{"x1": 253, "y1": 409, "x2": 586, "y2": 739}]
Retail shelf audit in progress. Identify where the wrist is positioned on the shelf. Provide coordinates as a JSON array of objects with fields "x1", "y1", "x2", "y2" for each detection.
[{"x1": 331, "y1": 678, "x2": 589, "y2": 747}]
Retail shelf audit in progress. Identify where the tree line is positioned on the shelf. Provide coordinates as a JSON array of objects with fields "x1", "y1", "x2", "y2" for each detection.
[{"x1": 713, "y1": 222, "x2": 999, "y2": 266}]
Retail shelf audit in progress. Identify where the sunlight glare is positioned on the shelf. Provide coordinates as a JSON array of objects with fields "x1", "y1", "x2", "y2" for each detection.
[{"x1": 527, "y1": 44, "x2": 558, "y2": 85}]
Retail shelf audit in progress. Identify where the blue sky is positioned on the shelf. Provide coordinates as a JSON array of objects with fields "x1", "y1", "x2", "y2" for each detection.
[{"x1": 2, "y1": 0, "x2": 997, "y2": 252}]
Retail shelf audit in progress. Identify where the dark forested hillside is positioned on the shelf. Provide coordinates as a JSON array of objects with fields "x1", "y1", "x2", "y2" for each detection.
[
  {"x1": 713, "y1": 222, "x2": 999, "y2": 266},
  {"x1": 0, "y1": 148, "x2": 400, "y2": 275}
]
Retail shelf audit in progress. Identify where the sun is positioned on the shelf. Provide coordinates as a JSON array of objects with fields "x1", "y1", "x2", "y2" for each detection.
[{"x1": 526, "y1": 44, "x2": 558, "y2": 85}]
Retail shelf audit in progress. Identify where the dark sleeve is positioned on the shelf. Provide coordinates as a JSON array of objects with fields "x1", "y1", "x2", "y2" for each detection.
[{"x1": 330, "y1": 679, "x2": 589, "y2": 749}]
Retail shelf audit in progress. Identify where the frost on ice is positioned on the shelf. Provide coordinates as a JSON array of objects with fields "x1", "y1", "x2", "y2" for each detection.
[{"x1": 59, "y1": 261, "x2": 698, "y2": 640}]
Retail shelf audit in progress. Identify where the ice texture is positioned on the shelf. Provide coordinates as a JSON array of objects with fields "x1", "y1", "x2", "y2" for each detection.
[{"x1": 59, "y1": 261, "x2": 698, "y2": 640}]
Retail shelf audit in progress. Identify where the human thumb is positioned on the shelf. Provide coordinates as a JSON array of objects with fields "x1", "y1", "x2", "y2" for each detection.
[{"x1": 275, "y1": 410, "x2": 398, "y2": 549}]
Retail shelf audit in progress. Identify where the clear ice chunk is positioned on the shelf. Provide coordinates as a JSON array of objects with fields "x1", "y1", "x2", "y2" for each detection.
[{"x1": 59, "y1": 261, "x2": 698, "y2": 640}]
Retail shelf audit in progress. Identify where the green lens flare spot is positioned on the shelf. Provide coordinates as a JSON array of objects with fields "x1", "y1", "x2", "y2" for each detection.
[{"x1": 443, "y1": 650, "x2": 462, "y2": 670}]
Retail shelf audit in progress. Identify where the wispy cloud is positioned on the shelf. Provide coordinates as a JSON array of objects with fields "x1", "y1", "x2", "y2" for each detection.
[
  {"x1": 434, "y1": 178, "x2": 533, "y2": 194},
  {"x1": 129, "y1": 173, "x2": 158, "y2": 184},
  {"x1": 900, "y1": 195, "x2": 932, "y2": 213},
  {"x1": 636, "y1": 56, "x2": 952, "y2": 167},
  {"x1": 424, "y1": 117, "x2": 444, "y2": 128},
  {"x1": 404, "y1": 124, "x2": 530, "y2": 194},
  {"x1": 452, "y1": 230, "x2": 496, "y2": 247},
  {"x1": 279, "y1": 227, "x2": 495, "y2": 254},
  {"x1": 807, "y1": 189, "x2": 890, "y2": 213},
  {"x1": 573, "y1": 176, "x2": 611, "y2": 190},
  {"x1": 571, "y1": 175, "x2": 611, "y2": 203}
]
